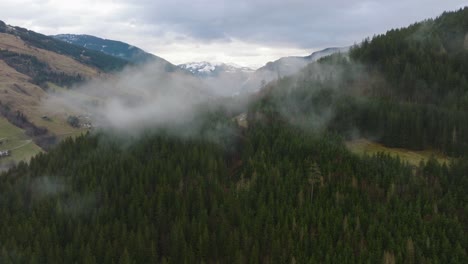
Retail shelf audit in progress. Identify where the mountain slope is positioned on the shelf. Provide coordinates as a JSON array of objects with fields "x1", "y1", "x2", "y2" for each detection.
[
  {"x1": 350, "y1": 7, "x2": 468, "y2": 108},
  {"x1": 0, "y1": 8, "x2": 467, "y2": 264},
  {"x1": 0, "y1": 20, "x2": 128, "y2": 165},
  {"x1": 259, "y1": 47, "x2": 349, "y2": 76},
  {"x1": 256, "y1": 7, "x2": 468, "y2": 156},
  {"x1": 53, "y1": 34, "x2": 170, "y2": 66},
  {"x1": 242, "y1": 47, "x2": 349, "y2": 92},
  {"x1": 0, "y1": 21, "x2": 128, "y2": 72}
]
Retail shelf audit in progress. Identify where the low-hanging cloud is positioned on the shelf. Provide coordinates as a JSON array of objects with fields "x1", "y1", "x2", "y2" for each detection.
[
  {"x1": 43, "y1": 62, "x2": 253, "y2": 136},
  {"x1": 42, "y1": 49, "x2": 358, "y2": 139}
]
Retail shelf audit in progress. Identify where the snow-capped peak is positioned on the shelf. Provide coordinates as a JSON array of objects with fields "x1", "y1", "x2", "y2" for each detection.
[{"x1": 178, "y1": 61, "x2": 254, "y2": 77}]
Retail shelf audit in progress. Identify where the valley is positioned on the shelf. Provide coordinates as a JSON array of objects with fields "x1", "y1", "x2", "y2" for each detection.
[{"x1": 0, "y1": 6, "x2": 467, "y2": 263}]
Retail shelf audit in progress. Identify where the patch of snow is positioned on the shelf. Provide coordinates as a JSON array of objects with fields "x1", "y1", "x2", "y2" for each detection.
[
  {"x1": 199, "y1": 64, "x2": 216, "y2": 72},
  {"x1": 6, "y1": 25, "x2": 15, "y2": 32},
  {"x1": 179, "y1": 61, "x2": 254, "y2": 75}
]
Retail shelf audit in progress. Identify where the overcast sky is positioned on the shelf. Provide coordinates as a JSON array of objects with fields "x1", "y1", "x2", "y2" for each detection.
[{"x1": 1, "y1": 0, "x2": 466, "y2": 68}]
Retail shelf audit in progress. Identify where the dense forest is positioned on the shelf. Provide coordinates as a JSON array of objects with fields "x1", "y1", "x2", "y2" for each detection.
[
  {"x1": 0, "y1": 7, "x2": 467, "y2": 264},
  {"x1": 0, "y1": 119, "x2": 466, "y2": 263}
]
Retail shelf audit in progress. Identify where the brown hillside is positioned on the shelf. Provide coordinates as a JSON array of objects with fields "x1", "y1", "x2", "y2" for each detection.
[
  {"x1": 0, "y1": 33, "x2": 100, "y2": 78},
  {"x1": 0, "y1": 33, "x2": 101, "y2": 157}
]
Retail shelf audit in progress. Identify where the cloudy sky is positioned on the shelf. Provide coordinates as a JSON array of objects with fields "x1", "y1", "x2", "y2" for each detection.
[{"x1": 0, "y1": 0, "x2": 466, "y2": 68}]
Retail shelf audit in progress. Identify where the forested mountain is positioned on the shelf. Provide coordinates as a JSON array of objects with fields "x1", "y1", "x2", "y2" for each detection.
[
  {"x1": 257, "y1": 7, "x2": 468, "y2": 156},
  {"x1": 0, "y1": 7, "x2": 467, "y2": 264},
  {"x1": 350, "y1": 8, "x2": 468, "y2": 109},
  {"x1": 53, "y1": 34, "x2": 171, "y2": 66},
  {"x1": 346, "y1": 7, "x2": 468, "y2": 154}
]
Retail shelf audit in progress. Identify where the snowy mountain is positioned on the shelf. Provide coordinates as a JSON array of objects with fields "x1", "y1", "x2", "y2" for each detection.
[
  {"x1": 178, "y1": 62, "x2": 254, "y2": 78},
  {"x1": 53, "y1": 34, "x2": 173, "y2": 67}
]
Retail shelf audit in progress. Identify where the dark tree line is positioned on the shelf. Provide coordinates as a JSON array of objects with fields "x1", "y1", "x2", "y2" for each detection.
[{"x1": 0, "y1": 50, "x2": 85, "y2": 88}]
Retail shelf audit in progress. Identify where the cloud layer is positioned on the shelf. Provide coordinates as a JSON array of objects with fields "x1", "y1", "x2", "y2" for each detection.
[{"x1": 0, "y1": 1, "x2": 466, "y2": 67}]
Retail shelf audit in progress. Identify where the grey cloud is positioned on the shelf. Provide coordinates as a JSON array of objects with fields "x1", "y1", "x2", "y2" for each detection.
[
  {"x1": 122, "y1": 0, "x2": 466, "y2": 48},
  {"x1": 0, "y1": 0, "x2": 465, "y2": 66}
]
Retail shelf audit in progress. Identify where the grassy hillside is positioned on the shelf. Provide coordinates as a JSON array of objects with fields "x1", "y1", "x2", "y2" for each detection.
[
  {"x1": 346, "y1": 139, "x2": 449, "y2": 166},
  {"x1": 0, "y1": 58, "x2": 87, "y2": 145},
  {"x1": 0, "y1": 116, "x2": 42, "y2": 168}
]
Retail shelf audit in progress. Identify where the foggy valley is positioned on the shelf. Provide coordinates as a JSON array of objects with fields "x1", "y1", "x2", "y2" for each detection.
[{"x1": 0, "y1": 1, "x2": 467, "y2": 263}]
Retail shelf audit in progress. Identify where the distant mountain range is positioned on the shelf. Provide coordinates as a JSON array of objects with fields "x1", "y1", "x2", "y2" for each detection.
[
  {"x1": 52, "y1": 33, "x2": 348, "y2": 86},
  {"x1": 176, "y1": 48, "x2": 349, "y2": 95},
  {"x1": 52, "y1": 32, "x2": 349, "y2": 90},
  {"x1": 178, "y1": 62, "x2": 254, "y2": 78}
]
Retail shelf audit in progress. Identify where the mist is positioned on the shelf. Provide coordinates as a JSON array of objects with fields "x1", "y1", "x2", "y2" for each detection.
[
  {"x1": 43, "y1": 62, "x2": 255, "y2": 138},
  {"x1": 259, "y1": 52, "x2": 387, "y2": 142},
  {"x1": 40, "y1": 47, "x2": 377, "y2": 147},
  {"x1": 31, "y1": 176, "x2": 67, "y2": 199}
]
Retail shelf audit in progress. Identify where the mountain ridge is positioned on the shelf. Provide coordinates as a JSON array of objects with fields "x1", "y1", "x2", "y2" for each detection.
[
  {"x1": 178, "y1": 61, "x2": 254, "y2": 78},
  {"x1": 241, "y1": 46, "x2": 350, "y2": 92},
  {"x1": 0, "y1": 20, "x2": 129, "y2": 72},
  {"x1": 53, "y1": 34, "x2": 171, "y2": 66}
]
